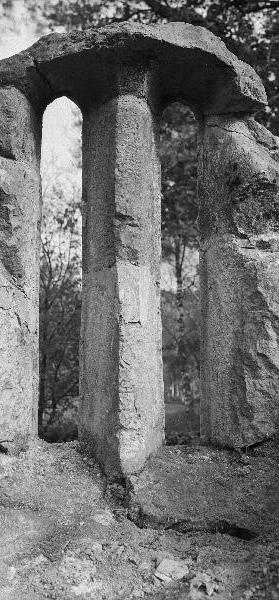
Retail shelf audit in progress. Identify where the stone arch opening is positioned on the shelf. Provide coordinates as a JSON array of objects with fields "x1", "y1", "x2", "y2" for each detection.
[
  {"x1": 160, "y1": 102, "x2": 200, "y2": 444},
  {"x1": 39, "y1": 97, "x2": 82, "y2": 442}
]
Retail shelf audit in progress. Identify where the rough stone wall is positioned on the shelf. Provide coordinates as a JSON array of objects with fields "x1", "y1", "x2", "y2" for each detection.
[
  {"x1": 199, "y1": 116, "x2": 279, "y2": 447},
  {"x1": 80, "y1": 66, "x2": 164, "y2": 476},
  {"x1": 0, "y1": 87, "x2": 41, "y2": 443}
]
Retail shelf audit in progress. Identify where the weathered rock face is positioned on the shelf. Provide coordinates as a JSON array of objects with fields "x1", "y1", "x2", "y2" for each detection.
[
  {"x1": 0, "y1": 21, "x2": 275, "y2": 473},
  {"x1": 199, "y1": 116, "x2": 279, "y2": 447},
  {"x1": 0, "y1": 87, "x2": 41, "y2": 443},
  {"x1": 127, "y1": 441, "x2": 279, "y2": 537}
]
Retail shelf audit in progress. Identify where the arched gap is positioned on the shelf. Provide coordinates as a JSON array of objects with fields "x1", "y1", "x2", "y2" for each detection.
[
  {"x1": 160, "y1": 102, "x2": 200, "y2": 446},
  {"x1": 39, "y1": 96, "x2": 82, "y2": 443}
]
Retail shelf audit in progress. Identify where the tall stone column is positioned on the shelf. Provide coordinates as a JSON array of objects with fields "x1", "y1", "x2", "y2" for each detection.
[
  {"x1": 80, "y1": 65, "x2": 164, "y2": 476},
  {"x1": 199, "y1": 114, "x2": 279, "y2": 448},
  {"x1": 0, "y1": 87, "x2": 41, "y2": 443}
]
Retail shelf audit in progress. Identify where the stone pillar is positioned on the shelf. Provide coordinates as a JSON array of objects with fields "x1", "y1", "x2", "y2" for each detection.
[
  {"x1": 199, "y1": 114, "x2": 279, "y2": 448},
  {"x1": 80, "y1": 66, "x2": 164, "y2": 476},
  {"x1": 0, "y1": 87, "x2": 41, "y2": 443}
]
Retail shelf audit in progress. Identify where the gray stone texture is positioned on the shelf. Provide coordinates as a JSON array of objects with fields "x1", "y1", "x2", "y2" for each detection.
[
  {"x1": 80, "y1": 66, "x2": 164, "y2": 476},
  {"x1": 199, "y1": 116, "x2": 279, "y2": 447},
  {"x1": 0, "y1": 21, "x2": 275, "y2": 473},
  {"x1": 128, "y1": 443, "x2": 279, "y2": 537},
  {"x1": 0, "y1": 87, "x2": 41, "y2": 442},
  {"x1": 0, "y1": 22, "x2": 266, "y2": 114}
]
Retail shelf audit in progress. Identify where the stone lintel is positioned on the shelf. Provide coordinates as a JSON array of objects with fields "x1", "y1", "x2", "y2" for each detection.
[{"x1": 0, "y1": 22, "x2": 266, "y2": 116}]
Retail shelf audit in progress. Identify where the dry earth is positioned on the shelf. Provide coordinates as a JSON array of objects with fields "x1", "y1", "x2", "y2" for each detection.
[{"x1": 0, "y1": 438, "x2": 279, "y2": 599}]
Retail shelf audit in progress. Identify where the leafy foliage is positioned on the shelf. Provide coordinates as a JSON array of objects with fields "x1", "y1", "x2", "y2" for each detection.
[
  {"x1": 162, "y1": 287, "x2": 199, "y2": 401},
  {"x1": 39, "y1": 144, "x2": 82, "y2": 434},
  {"x1": 161, "y1": 103, "x2": 198, "y2": 268}
]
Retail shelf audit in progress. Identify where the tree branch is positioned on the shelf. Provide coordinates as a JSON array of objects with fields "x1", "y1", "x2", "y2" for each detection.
[
  {"x1": 56, "y1": 380, "x2": 79, "y2": 402},
  {"x1": 144, "y1": 0, "x2": 205, "y2": 24},
  {"x1": 232, "y1": 0, "x2": 279, "y2": 12},
  {"x1": 144, "y1": 0, "x2": 279, "y2": 27}
]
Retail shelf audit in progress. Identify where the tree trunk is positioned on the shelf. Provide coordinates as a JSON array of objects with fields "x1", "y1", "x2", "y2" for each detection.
[
  {"x1": 38, "y1": 351, "x2": 47, "y2": 431},
  {"x1": 174, "y1": 240, "x2": 189, "y2": 400},
  {"x1": 38, "y1": 295, "x2": 49, "y2": 431},
  {"x1": 175, "y1": 240, "x2": 185, "y2": 355}
]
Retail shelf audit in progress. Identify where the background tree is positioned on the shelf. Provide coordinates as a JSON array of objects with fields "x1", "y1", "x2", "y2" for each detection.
[
  {"x1": 39, "y1": 147, "x2": 82, "y2": 438},
  {"x1": 160, "y1": 103, "x2": 199, "y2": 399}
]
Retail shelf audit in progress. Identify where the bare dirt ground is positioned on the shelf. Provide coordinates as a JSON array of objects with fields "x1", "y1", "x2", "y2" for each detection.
[{"x1": 0, "y1": 438, "x2": 279, "y2": 599}]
